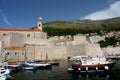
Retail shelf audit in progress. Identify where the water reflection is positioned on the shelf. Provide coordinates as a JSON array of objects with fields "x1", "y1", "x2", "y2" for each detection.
[
  {"x1": 70, "y1": 73, "x2": 111, "y2": 80},
  {"x1": 12, "y1": 60, "x2": 120, "y2": 80}
]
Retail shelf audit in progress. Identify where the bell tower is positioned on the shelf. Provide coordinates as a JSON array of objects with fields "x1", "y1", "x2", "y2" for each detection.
[{"x1": 37, "y1": 17, "x2": 42, "y2": 31}]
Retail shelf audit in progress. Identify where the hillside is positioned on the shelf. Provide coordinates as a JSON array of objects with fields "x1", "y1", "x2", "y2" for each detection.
[
  {"x1": 42, "y1": 17, "x2": 120, "y2": 36},
  {"x1": 43, "y1": 17, "x2": 120, "y2": 29}
]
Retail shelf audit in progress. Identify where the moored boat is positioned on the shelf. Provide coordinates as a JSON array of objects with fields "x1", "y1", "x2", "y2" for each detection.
[
  {"x1": 5, "y1": 63, "x2": 21, "y2": 73},
  {"x1": 68, "y1": 55, "x2": 116, "y2": 73},
  {"x1": 106, "y1": 55, "x2": 120, "y2": 61},
  {"x1": 47, "y1": 61, "x2": 59, "y2": 66},
  {"x1": 0, "y1": 65, "x2": 13, "y2": 80},
  {"x1": 20, "y1": 63, "x2": 37, "y2": 70},
  {"x1": 25, "y1": 59, "x2": 51, "y2": 69}
]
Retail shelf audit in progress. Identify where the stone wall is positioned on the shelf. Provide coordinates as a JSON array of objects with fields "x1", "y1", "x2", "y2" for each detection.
[
  {"x1": 89, "y1": 36, "x2": 105, "y2": 44},
  {"x1": 102, "y1": 46, "x2": 120, "y2": 55},
  {"x1": 67, "y1": 44, "x2": 86, "y2": 58},
  {"x1": 10, "y1": 33, "x2": 24, "y2": 47},
  {"x1": 73, "y1": 34, "x2": 87, "y2": 45},
  {"x1": 0, "y1": 31, "x2": 47, "y2": 46},
  {"x1": 25, "y1": 43, "x2": 88, "y2": 60},
  {"x1": 25, "y1": 39, "x2": 49, "y2": 45},
  {"x1": 0, "y1": 30, "x2": 105, "y2": 61},
  {"x1": 3, "y1": 49, "x2": 26, "y2": 62},
  {"x1": 86, "y1": 44, "x2": 104, "y2": 57},
  {"x1": 26, "y1": 45, "x2": 67, "y2": 60}
]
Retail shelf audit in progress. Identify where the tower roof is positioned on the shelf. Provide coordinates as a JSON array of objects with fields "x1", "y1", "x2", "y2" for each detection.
[{"x1": 38, "y1": 17, "x2": 42, "y2": 20}]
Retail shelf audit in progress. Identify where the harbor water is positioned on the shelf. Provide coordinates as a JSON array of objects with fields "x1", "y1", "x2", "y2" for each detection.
[{"x1": 12, "y1": 60, "x2": 120, "y2": 80}]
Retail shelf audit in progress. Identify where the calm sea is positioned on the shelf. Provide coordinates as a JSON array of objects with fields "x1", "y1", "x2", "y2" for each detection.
[{"x1": 12, "y1": 60, "x2": 120, "y2": 80}]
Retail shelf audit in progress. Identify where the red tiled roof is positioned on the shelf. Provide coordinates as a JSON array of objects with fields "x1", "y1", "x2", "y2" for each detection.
[
  {"x1": 4, "y1": 46, "x2": 25, "y2": 50},
  {"x1": 0, "y1": 27, "x2": 41, "y2": 31}
]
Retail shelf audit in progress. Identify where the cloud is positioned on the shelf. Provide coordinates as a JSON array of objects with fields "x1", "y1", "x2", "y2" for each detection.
[
  {"x1": 0, "y1": 9, "x2": 12, "y2": 25},
  {"x1": 84, "y1": 1, "x2": 120, "y2": 20}
]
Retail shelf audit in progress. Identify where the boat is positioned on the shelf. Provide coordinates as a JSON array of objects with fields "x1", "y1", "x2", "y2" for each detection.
[
  {"x1": 0, "y1": 41, "x2": 14, "y2": 80},
  {"x1": 20, "y1": 63, "x2": 38, "y2": 70},
  {"x1": 0, "y1": 64, "x2": 13, "y2": 80},
  {"x1": 68, "y1": 55, "x2": 116, "y2": 73},
  {"x1": 24, "y1": 59, "x2": 51, "y2": 69},
  {"x1": 106, "y1": 55, "x2": 120, "y2": 61},
  {"x1": 5, "y1": 62, "x2": 22, "y2": 73},
  {"x1": 47, "y1": 60, "x2": 59, "y2": 66}
]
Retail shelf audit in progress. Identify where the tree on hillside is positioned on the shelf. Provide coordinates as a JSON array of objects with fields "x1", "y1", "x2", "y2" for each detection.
[
  {"x1": 98, "y1": 36, "x2": 118, "y2": 47},
  {"x1": 98, "y1": 40, "x2": 109, "y2": 47},
  {"x1": 105, "y1": 36, "x2": 118, "y2": 46}
]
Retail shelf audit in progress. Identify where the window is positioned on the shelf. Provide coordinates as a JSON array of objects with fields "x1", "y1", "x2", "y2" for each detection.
[
  {"x1": 27, "y1": 34, "x2": 30, "y2": 38},
  {"x1": 3, "y1": 33, "x2": 6, "y2": 36},
  {"x1": 15, "y1": 52, "x2": 17, "y2": 55},
  {"x1": 39, "y1": 24, "x2": 41, "y2": 27},
  {"x1": 7, "y1": 52, "x2": 9, "y2": 55}
]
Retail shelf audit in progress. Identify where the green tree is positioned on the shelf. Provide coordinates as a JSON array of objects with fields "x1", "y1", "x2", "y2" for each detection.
[
  {"x1": 105, "y1": 36, "x2": 118, "y2": 46},
  {"x1": 98, "y1": 40, "x2": 109, "y2": 47},
  {"x1": 98, "y1": 36, "x2": 118, "y2": 47}
]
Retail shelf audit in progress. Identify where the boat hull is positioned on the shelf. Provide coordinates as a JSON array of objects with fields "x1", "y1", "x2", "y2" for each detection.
[
  {"x1": 68, "y1": 62, "x2": 116, "y2": 73},
  {"x1": 34, "y1": 64, "x2": 51, "y2": 69},
  {"x1": 22, "y1": 66, "x2": 36, "y2": 70}
]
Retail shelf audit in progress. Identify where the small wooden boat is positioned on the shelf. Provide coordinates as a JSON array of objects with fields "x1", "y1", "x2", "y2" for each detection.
[{"x1": 68, "y1": 55, "x2": 116, "y2": 73}]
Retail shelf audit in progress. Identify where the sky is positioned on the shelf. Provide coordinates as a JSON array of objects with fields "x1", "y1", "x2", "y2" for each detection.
[{"x1": 0, "y1": 0, "x2": 120, "y2": 28}]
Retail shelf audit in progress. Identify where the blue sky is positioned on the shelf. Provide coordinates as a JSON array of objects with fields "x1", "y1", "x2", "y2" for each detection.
[{"x1": 0, "y1": 0, "x2": 120, "y2": 28}]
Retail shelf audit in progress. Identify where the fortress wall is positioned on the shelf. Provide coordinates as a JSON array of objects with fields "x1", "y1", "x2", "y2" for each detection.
[
  {"x1": 26, "y1": 45, "x2": 67, "y2": 60},
  {"x1": 26, "y1": 44, "x2": 88, "y2": 61},
  {"x1": 34, "y1": 32, "x2": 47, "y2": 39},
  {"x1": 73, "y1": 35, "x2": 87, "y2": 45},
  {"x1": 0, "y1": 32, "x2": 24, "y2": 47},
  {"x1": 86, "y1": 44, "x2": 104, "y2": 57},
  {"x1": 0, "y1": 31, "x2": 47, "y2": 39},
  {"x1": 0, "y1": 30, "x2": 106, "y2": 61},
  {"x1": 67, "y1": 44, "x2": 86, "y2": 58},
  {"x1": 10, "y1": 33, "x2": 24, "y2": 47},
  {"x1": 25, "y1": 39, "x2": 49, "y2": 45},
  {"x1": 0, "y1": 31, "x2": 47, "y2": 46},
  {"x1": 25, "y1": 46, "x2": 35, "y2": 60},
  {"x1": 3, "y1": 50, "x2": 26, "y2": 62},
  {"x1": 102, "y1": 46, "x2": 120, "y2": 55},
  {"x1": 2, "y1": 35, "x2": 11, "y2": 46}
]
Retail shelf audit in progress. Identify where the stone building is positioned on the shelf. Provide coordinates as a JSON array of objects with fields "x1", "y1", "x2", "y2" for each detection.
[
  {"x1": 0, "y1": 17, "x2": 47, "y2": 62},
  {"x1": 0, "y1": 17, "x2": 104, "y2": 62}
]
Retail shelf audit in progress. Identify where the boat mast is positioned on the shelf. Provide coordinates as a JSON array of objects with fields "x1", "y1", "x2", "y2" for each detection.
[
  {"x1": 46, "y1": 52, "x2": 48, "y2": 61},
  {"x1": 34, "y1": 45, "x2": 35, "y2": 59}
]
